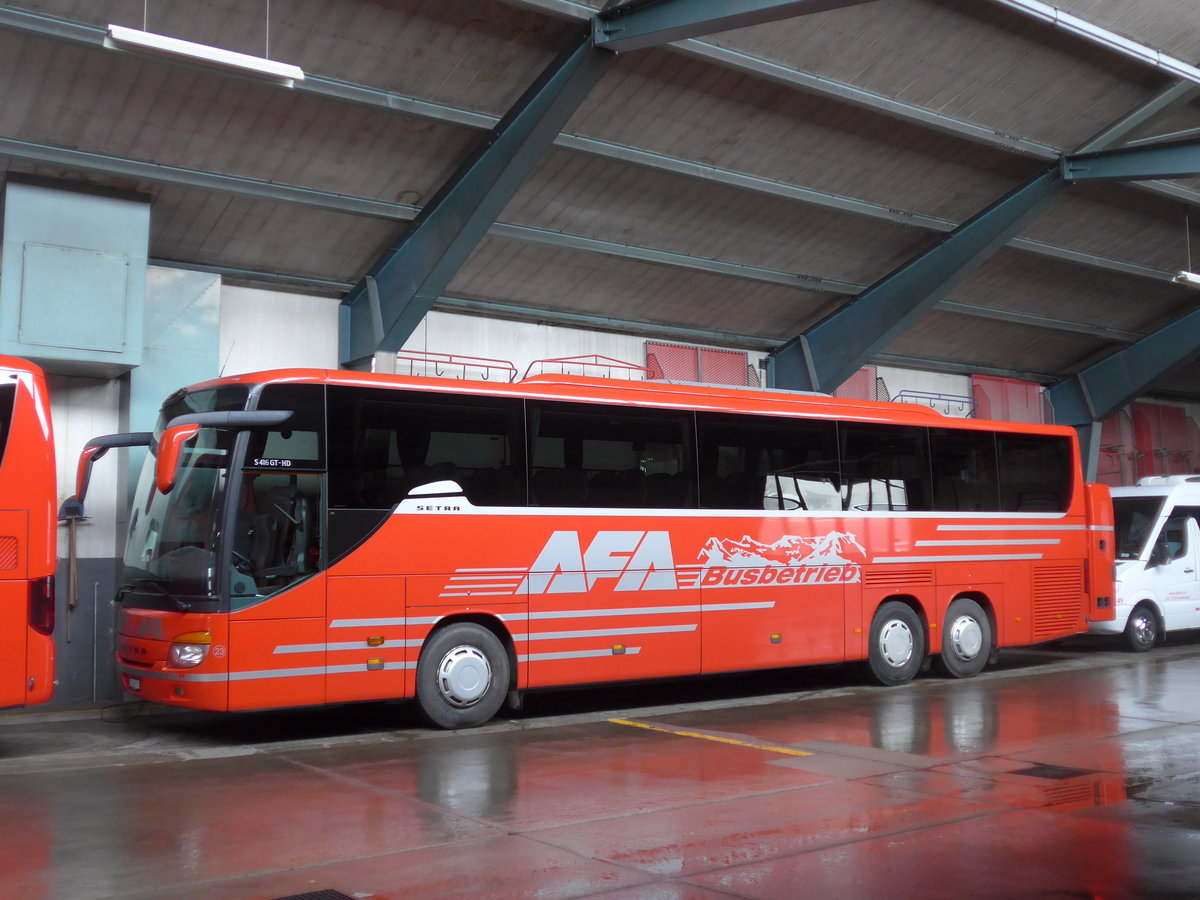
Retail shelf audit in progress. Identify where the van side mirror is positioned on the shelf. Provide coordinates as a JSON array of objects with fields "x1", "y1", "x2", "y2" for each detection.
[{"x1": 1147, "y1": 542, "x2": 1168, "y2": 569}]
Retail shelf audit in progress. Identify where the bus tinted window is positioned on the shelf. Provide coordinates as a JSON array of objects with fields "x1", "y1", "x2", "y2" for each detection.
[
  {"x1": 528, "y1": 401, "x2": 694, "y2": 508},
  {"x1": 246, "y1": 383, "x2": 326, "y2": 471},
  {"x1": 158, "y1": 385, "x2": 250, "y2": 436},
  {"x1": 327, "y1": 386, "x2": 524, "y2": 510},
  {"x1": 930, "y1": 428, "x2": 1000, "y2": 512},
  {"x1": 996, "y1": 433, "x2": 1071, "y2": 512},
  {"x1": 840, "y1": 423, "x2": 932, "y2": 511},
  {"x1": 0, "y1": 383, "x2": 14, "y2": 467},
  {"x1": 697, "y1": 413, "x2": 839, "y2": 510}
]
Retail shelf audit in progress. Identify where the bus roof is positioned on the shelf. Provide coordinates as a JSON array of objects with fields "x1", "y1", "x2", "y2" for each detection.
[{"x1": 185, "y1": 368, "x2": 1069, "y2": 433}]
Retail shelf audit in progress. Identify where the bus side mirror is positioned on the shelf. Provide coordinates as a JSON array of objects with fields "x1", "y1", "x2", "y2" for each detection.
[
  {"x1": 73, "y1": 443, "x2": 108, "y2": 509},
  {"x1": 156, "y1": 424, "x2": 201, "y2": 495},
  {"x1": 60, "y1": 431, "x2": 154, "y2": 519}
]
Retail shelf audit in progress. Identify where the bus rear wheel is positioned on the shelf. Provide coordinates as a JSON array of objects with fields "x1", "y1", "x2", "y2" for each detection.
[
  {"x1": 868, "y1": 601, "x2": 924, "y2": 686},
  {"x1": 936, "y1": 598, "x2": 992, "y2": 678},
  {"x1": 1124, "y1": 606, "x2": 1157, "y2": 653},
  {"x1": 416, "y1": 623, "x2": 509, "y2": 729}
]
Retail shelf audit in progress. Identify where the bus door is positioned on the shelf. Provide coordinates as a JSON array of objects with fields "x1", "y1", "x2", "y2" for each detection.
[{"x1": 226, "y1": 387, "x2": 326, "y2": 710}]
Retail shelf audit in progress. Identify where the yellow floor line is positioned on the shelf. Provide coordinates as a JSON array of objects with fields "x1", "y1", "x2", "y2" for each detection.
[{"x1": 609, "y1": 717, "x2": 813, "y2": 757}]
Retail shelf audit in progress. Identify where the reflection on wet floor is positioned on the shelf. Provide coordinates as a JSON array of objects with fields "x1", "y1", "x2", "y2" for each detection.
[{"x1": 1, "y1": 641, "x2": 1199, "y2": 898}]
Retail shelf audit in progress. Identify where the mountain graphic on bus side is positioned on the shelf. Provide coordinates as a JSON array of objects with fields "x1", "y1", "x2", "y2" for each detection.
[{"x1": 699, "y1": 532, "x2": 867, "y2": 568}]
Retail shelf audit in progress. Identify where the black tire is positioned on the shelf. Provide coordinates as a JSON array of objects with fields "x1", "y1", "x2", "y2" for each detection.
[
  {"x1": 936, "y1": 598, "x2": 992, "y2": 679},
  {"x1": 416, "y1": 623, "x2": 510, "y2": 729},
  {"x1": 868, "y1": 601, "x2": 925, "y2": 686},
  {"x1": 1124, "y1": 606, "x2": 1157, "y2": 653}
]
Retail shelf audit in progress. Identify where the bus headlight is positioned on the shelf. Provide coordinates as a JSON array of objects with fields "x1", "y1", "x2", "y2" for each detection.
[{"x1": 168, "y1": 631, "x2": 213, "y2": 668}]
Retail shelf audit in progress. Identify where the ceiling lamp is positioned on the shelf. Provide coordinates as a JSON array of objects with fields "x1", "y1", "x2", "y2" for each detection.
[
  {"x1": 1175, "y1": 213, "x2": 1200, "y2": 289},
  {"x1": 104, "y1": 24, "x2": 304, "y2": 86}
]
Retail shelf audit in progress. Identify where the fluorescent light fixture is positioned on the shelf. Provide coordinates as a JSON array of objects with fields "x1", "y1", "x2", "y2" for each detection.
[
  {"x1": 1172, "y1": 271, "x2": 1200, "y2": 288},
  {"x1": 105, "y1": 24, "x2": 304, "y2": 86}
]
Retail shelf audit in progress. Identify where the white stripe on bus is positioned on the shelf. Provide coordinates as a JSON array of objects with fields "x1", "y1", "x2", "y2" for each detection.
[
  {"x1": 871, "y1": 554, "x2": 1044, "y2": 564},
  {"x1": 936, "y1": 524, "x2": 1084, "y2": 531},
  {"x1": 511, "y1": 625, "x2": 698, "y2": 641},
  {"x1": 915, "y1": 539, "x2": 1060, "y2": 547},
  {"x1": 519, "y1": 648, "x2": 643, "y2": 662},
  {"x1": 274, "y1": 640, "x2": 419, "y2": 654}
]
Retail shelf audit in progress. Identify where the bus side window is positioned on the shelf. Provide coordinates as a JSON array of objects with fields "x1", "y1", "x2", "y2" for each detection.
[
  {"x1": 839, "y1": 422, "x2": 931, "y2": 512},
  {"x1": 528, "y1": 401, "x2": 695, "y2": 509},
  {"x1": 696, "y1": 413, "x2": 839, "y2": 511},
  {"x1": 996, "y1": 434, "x2": 1070, "y2": 513},
  {"x1": 929, "y1": 428, "x2": 1000, "y2": 512},
  {"x1": 327, "y1": 386, "x2": 525, "y2": 510}
]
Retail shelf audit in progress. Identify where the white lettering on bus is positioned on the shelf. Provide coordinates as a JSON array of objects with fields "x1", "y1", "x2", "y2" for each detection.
[
  {"x1": 517, "y1": 530, "x2": 678, "y2": 594},
  {"x1": 485, "y1": 529, "x2": 861, "y2": 597}
]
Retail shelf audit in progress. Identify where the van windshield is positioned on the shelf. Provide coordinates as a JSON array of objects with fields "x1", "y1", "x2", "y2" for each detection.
[{"x1": 1113, "y1": 496, "x2": 1165, "y2": 560}]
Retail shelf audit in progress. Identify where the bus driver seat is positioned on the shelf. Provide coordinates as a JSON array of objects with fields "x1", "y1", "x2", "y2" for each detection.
[{"x1": 247, "y1": 486, "x2": 311, "y2": 583}]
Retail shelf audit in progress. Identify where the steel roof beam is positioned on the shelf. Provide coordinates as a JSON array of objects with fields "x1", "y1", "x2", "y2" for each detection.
[
  {"x1": 1046, "y1": 310, "x2": 1200, "y2": 428},
  {"x1": 0, "y1": 7, "x2": 1185, "y2": 283},
  {"x1": 1063, "y1": 138, "x2": 1200, "y2": 183},
  {"x1": 0, "y1": 135, "x2": 1161, "y2": 348},
  {"x1": 769, "y1": 135, "x2": 1200, "y2": 394},
  {"x1": 593, "y1": 0, "x2": 880, "y2": 53},
  {"x1": 154, "y1": 254, "x2": 1066, "y2": 379},
  {"x1": 936, "y1": 301, "x2": 1139, "y2": 343},
  {"x1": 766, "y1": 167, "x2": 1067, "y2": 392},
  {"x1": 1074, "y1": 82, "x2": 1199, "y2": 154},
  {"x1": 338, "y1": 26, "x2": 615, "y2": 368},
  {"x1": 874, "y1": 353, "x2": 1053, "y2": 383},
  {"x1": 0, "y1": 136, "x2": 1161, "y2": 342}
]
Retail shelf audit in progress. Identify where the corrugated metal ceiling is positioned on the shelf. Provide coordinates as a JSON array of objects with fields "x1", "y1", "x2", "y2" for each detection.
[{"x1": 1, "y1": 0, "x2": 1199, "y2": 397}]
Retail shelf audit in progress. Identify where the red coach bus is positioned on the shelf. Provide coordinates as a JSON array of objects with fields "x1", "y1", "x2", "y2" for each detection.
[
  {"x1": 0, "y1": 357, "x2": 56, "y2": 709},
  {"x1": 75, "y1": 369, "x2": 1114, "y2": 728}
]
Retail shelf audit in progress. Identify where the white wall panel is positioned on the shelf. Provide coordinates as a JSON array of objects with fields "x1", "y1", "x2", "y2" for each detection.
[
  {"x1": 48, "y1": 375, "x2": 122, "y2": 558},
  {"x1": 219, "y1": 285, "x2": 339, "y2": 375}
]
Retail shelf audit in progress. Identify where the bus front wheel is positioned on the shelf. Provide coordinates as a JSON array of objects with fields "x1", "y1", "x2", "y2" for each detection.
[
  {"x1": 416, "y1": 623, "x2": 510, "y2": 729},
  {"x1": 867, "y1": 601, "x2": 924, "y2": 686},
  {"x1": 936, "y1": 598, "x2": 992, "y2": 678}
]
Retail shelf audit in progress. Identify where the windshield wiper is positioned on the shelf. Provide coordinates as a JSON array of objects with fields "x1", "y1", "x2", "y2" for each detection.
[{"x1": 120, "y1": 577, "x2": 192, "y2": 612}]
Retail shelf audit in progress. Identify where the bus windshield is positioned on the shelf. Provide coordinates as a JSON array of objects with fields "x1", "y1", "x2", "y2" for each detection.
[
  {"x1": 122, "y1": 386, "x2": 248, "y2": 608},
  {"x1": 1113, "y1": 496, "x2": 1165, "y2": 560}
]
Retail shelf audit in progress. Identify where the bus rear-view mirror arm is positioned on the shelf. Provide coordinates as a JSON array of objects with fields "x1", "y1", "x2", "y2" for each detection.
[
  {"x1": 156, "y1": 410, "x2": 294, "y2": 496},
  {"x1": 60, "y1": 432, "x2": 155, "y2": 519}
]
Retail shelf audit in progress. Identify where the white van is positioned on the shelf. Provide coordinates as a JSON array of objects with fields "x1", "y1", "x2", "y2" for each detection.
[{"x1": 1089, "y1": 475, "x2": 1200, "y2": 651}]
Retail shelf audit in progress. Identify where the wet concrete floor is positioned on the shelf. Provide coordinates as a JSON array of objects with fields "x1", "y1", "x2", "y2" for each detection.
[{"x1": 3, "y1": 636, "x2": 1200, "y2": 899}]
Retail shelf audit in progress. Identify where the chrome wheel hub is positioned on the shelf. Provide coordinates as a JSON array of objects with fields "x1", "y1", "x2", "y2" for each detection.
[
  {"x1": 879, "y1": 619, "x2": 914, "y2": 668},
  {"x1": 436, "y1": 645, "x2": 492, "y2": 708},
  {"x1": 948, "y1": 614, "x2": 983, "y2": 661}
]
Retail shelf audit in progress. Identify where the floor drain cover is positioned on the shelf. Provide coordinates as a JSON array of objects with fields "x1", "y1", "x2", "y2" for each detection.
[
  {"x1": 1012, "y1": 764, "x2": 1095, "y2": 780},
  {"x1": 269, "y1": 891, "x2": 355, "y2": 900}
]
